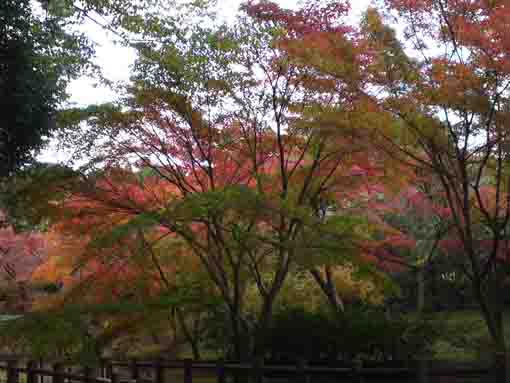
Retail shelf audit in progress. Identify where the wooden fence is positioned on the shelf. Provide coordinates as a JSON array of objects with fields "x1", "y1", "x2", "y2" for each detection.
[{"x1": 0, "y1": 357, "x2": 497, "y2": 383}]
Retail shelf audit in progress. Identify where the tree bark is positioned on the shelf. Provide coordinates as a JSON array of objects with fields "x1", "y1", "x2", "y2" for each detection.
[
  {"x1": 310, "y1": 266, "x2": 345, "y2": 313},
  {"x1": 417, "y1": 268, "x2": 425, "y2": 314},
  {"x1": 176, "y1": 309, "x2": 201, "y2": 360}
]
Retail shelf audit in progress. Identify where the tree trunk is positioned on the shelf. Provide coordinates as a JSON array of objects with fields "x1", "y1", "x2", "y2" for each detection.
[
  {"x1": 310, "y1": 266, "x2": 345, "y2": 314},
  {"x1": 491, "y1": 309, "x2": 508, "y2": 382},
  {"x1": 476, "y1": 283, "x2": 507, "y2": 381},
  {"x1": 229, "y1": 308, "x2": 245, "y2": 360},
  {"x1": 176, "y1": 309, "x2": 201, "y2": 360},
  {"x1": 417, "y1": 268, "x2": 425, "y2": 314},
  {"x1": 253, "y1": 296, "x2": 277, "y2": 359}
]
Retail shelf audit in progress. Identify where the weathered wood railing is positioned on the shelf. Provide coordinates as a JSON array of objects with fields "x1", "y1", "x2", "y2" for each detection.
[{"x1": 0, "y1": 357, "x2": 495, "y2": 383}]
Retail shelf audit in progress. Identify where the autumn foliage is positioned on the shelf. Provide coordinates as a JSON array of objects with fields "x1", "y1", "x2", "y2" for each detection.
[{"x1": 6, "y1": 0, "x2": 510, "y2": 364}]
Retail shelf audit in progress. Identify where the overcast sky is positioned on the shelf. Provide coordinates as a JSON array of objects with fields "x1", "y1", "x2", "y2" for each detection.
[{"x1": 40, "y1": 0, "x2": 373, "y2": 163}]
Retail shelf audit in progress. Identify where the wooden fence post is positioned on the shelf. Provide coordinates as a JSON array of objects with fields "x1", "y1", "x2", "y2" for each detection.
[
  {"x1": 98, "y1": 359, "x2": 105, "y2": 379},
  {"x1": 417, "y1": 359, "x2": 428, "y2": 383},
  {"x1": 353, "y1": 359, "x2": 363, "y2": 383},
  {"x1": 26, "y1": 360, "x2": 37, "y2": 383},
  {"x1": 131, "y1": 359, "x2": 139, "y2": 381},
  {"x1": 7, "y1": 360, "x2": 18, "y2": 383},
  {"x1": 155, "y1": 358, "x2": 164, "y2": 383},
  {"x1": 296, "y1": 359, "x2": 308, "y2": 383},
  {"x1": 183, "y1": 359, "x2": 192, "y2": 383},
  {"x1": 53, "y1": 363, "x2": 64, "y2": 383},
  {"x1": 83, "y1": 366, "x2": 92, "y2": 383},
  {"x1": 106, "y1": 362, "x2": 113, "y2": 380},
  {"x1": 252, "y1": 358, "x2": 264, "y2": 383},
  {"x1": 216, "y1": 360, "x2": 225, "y2": 383},
  {"x1": 38, "y1": 359, "x2": 44, "y2": 383}
]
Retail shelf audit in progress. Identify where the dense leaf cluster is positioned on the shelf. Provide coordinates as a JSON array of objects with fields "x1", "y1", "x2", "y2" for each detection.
[{"x1": 0, "y1": 0, "x2": 95, "y2": 178}]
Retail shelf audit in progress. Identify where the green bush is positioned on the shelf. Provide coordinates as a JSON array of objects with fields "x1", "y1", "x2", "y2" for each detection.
[
  {"x1": 261, "y1": 307, "x2": 334, "y2": 361},
  {"x1": 261, "y1": 305, "x2": 441, "y2": 363}
]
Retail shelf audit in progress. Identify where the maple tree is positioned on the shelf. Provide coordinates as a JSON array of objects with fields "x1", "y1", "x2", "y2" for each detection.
[
  {"x1": 28, "y1": 0, "x2": 403, "y2": 360},
  {"x1": 13, "y1": 0, "x2": 493, "y2": 362},
  {"x1": 0, "y1": 213, "x2": 47, "y2": 313},
  {"x1": 11, "y1": 220, "x2": 215, "y2": 359},
  {"x1": 241, "y1": 0, "x2": 408, "y2": 316},
  {"x1": 262, "y1": 0, "x2": 510, "y2": 363},
  {"x1": 363, "y1": 1, "x2": 510, "y2": 363},
  {"x1": 370, "y1": 177, "x2": 453, "y2": 312}
]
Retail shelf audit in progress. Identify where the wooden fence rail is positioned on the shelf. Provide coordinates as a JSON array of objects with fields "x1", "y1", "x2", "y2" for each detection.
[{"x1": 0, "y1": 357, "x2": 496, "y2": 383}]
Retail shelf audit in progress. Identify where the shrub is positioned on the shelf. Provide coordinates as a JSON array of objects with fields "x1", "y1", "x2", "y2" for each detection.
[{"x1": 261, "y1": 305, "x2": 441, "y2": 363}]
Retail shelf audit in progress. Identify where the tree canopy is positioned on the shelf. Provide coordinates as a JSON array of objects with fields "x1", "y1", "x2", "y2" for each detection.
[{"x1": 4, "y1": 0, "x2": 510, "y2": 367}]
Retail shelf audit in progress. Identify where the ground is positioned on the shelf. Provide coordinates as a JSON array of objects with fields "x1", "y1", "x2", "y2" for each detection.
[{"x1": 431, "y1": 310, "x2": 510, "y2": 363}]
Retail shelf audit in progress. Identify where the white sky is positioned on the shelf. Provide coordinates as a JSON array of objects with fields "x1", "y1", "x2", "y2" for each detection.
[{"x1": 39, "y1": 0, "x2": 373, "y2": 163}]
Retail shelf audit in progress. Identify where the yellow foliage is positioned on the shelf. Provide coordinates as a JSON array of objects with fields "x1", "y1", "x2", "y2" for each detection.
[
  {"x1": 245, "y1": 263, "x2": 387, "y2": 315},
  {"x1": 331, "y1": 264, "x2": 386, "y2": 306}
]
